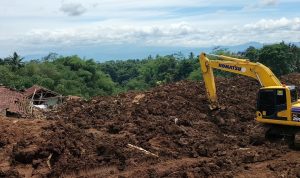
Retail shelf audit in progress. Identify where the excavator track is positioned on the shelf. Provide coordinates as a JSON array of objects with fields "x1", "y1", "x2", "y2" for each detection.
[{"x1": 264, "y1": 125, "x2": 300, "y2": 149}]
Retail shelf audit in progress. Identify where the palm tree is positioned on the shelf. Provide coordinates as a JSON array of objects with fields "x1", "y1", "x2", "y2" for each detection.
[{"x1": 5, "y1": 52, "x2": 24, "y2": 71}]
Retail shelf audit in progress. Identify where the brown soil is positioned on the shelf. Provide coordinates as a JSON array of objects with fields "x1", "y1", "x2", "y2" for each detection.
[{"x1": 1, "y1": 74, "x2": 300, "y2": 178}]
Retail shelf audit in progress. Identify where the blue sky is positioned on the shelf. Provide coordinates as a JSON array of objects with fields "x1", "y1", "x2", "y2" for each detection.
[{"x1": 0, "y1": 0, "x2": 299, "y2": 60}]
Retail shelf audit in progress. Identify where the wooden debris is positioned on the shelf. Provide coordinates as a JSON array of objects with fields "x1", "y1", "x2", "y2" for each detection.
[
  {"x1": 127, "y1": 144, "x2": 159, "y2": 158},
  {"x1": 47, "y1": 153, "x2": 53, "y2": 169}
]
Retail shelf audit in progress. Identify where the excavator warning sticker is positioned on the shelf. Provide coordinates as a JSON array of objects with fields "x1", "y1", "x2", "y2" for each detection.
[
  {"x1": 277, "y1": 90, "x2": 284, "y2": 95},
  {"x1": 219, "y1": 64, "x2": 246, "y2": 73}
]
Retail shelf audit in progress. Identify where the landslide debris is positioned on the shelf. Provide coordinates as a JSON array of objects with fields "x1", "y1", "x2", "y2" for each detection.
[{"x1": 1, "y1": 74, "x2": 300, "y2": 177}]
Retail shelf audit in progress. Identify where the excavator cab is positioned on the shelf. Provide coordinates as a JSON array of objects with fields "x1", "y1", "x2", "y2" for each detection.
[
  {"x1": 256, "y1": 86, "x2": 300, "y2": 127},
  {"x1": 257, "y1": 87, "x2": 289, "y2": 120}
]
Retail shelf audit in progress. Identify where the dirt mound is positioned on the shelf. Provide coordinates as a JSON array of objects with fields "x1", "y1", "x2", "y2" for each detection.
[
  {"x1": 1, "y1": 74, "x2": 300, "y2": 177},
  {"x1": 281, "y1": 73, "x2": 300, "y2": 85},
  {"x1": 281, "y1": 72, "x2": 300, "y2": 94}
]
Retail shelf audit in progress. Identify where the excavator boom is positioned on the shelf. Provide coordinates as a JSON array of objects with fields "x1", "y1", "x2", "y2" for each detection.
[{"x1": 199, "y1": 53, "x2": 282, "y2": 106}]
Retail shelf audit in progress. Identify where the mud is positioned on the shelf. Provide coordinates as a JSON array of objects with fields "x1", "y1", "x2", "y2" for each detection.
[{"x1": 1, "y1": 74, "x2": 300, "y2": 177}]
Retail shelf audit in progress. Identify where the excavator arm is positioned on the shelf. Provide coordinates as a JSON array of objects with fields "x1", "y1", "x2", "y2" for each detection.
[{"x1": 199, "y1": 53, "x2": 282, "y2": 107}]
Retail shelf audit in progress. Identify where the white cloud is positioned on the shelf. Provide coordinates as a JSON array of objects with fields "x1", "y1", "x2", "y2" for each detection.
[
  {"x1": 19, "y1": 17, "x2": 300, "y2": 49},
  {"x1": 60, "y1": 3, "x2": 86, "y2": 16},
  {"x1": 244, "y1": 17, "x2": 300, "y2": 31},
  {"x1": 24, "y1": 22, "x2": 197, "y2": 45}
]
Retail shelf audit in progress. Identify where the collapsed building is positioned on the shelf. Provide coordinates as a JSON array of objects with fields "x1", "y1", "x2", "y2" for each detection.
[
  {"x1": 0, "y1": 85, "x2": 63, "y2": 117},
  {"x1": 24, "y1": 85, "x2": 63, "y2": 109}
]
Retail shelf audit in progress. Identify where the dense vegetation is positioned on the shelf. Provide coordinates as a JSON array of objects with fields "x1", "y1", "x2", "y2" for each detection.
[{"x1": 0, "y1": 42, "x2": 299, "y2": 98}]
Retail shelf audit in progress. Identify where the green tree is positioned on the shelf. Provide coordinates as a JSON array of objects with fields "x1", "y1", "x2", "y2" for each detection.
[
  {"x1": 125, "y1": 78, "x2": 149, "y2": 91},
  {"x1": 175, "y1": 59, "x2": 194, "y2": 81},
  {"x1": 258, "y1": 42, "x2": 298, "y2": 76},
  {"x1": 5, "y1": 52, "x2": 24, "y2": 71},
  {"x1": 0, "y1": 66, "x2": 14, "y2": 85},
  {"x1": 188, "y1": 68, "x2": 202, "y2": 81},
  {"x1": 188, "y1": 52, "x2": 195, "y2": 60},
  {"x1": 243, "y1": 46, "x2": 259, "y2": 61}
]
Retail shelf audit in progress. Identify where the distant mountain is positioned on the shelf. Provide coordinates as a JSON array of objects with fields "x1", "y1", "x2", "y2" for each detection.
[
  {"x1": 23, "y1": 41, "x2": 299, "y2": 62},
  {"x1": 220, "y1": 42, "x2": 264, "y2": 52}
]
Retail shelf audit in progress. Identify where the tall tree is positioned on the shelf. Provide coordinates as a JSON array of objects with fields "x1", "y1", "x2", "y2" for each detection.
[
  {"x1": 188, "y1": 52, "x2": 195, "y2": 60},
  {"x1": 5, "y1": 52, "x2": 24, "y2": 71}
]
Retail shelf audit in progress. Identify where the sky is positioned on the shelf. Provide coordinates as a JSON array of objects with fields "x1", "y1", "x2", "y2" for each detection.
[{"x1": 0, "y1": 0, "x2": 300, "y2": 60}]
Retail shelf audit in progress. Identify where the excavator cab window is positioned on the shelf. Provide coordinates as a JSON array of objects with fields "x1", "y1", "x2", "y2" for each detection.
[
  {"x1": 276, "y1": 90, "x2": 286, "y2": 105},
  {"x1": 257, "y1": 89, "x2": 287, "y2": 119}
]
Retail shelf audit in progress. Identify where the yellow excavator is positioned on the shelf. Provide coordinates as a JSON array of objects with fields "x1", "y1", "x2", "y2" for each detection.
[{"x1": 199, "y1": 52, "x2": 300, "y2": 147}]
